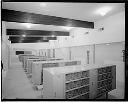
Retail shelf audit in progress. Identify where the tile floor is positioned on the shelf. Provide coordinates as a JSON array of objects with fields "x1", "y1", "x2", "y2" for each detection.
[{"x1": 2, "y1": 56, "x2": 42, "y2": 99}]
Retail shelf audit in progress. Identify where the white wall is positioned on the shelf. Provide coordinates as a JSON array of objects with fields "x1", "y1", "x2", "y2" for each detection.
[
  {"x1": 70, "y1": 45, "x2": 94, "y2": 65},
  {"x1": 95, "y1": 42, "x2": 125, "y2": 99},
  {"x1": 2, "y1": 21, "x2": 11, "y2": 71},
  {"x1": 55, "y1": 47, "x2": 70, "y2": 60},
  {"x1": 94, "y1": 11, "x2": 125, "y2": 43},
  {"x1": 95, "y1": 42, "x2": 125, "y2": 64},
  {"x1": 69, "y1": 11, "x2": 125, "y2": 46},
  {"x1": 2, "y1": 21, "x2": 11, "y2": 83}
]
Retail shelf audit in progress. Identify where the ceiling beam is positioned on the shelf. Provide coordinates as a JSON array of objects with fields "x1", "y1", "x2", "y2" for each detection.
[
  {"x1": 11, "y1": 39, "x2": 49, "y2": 43},
  {"x1": 9, "y1": 36, "x2": 57, "y2": 41},
  {"x1": 2, "y1": 9, "x2": 94, "y2": 28},
  {"x1": 7, "y1": 29, "x2": 69, "y2": 36}
]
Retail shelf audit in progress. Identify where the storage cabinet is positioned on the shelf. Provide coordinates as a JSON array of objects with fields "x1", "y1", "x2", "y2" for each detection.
[
  {"x1": 43, "y1": 64, "x2": 116, "y2": 99},
  {"x1": 65, "y1": 70, "x2": 90, "y2": 99},
  {"x1": 96, "y1": 65, "x2": 116, "y2": 98},
  {"x1": 18, "y1": 54, "x2": 35, "y2": 67},
  {"x1": 26, "y1": 58, "x2": 46, "y2": 73},
  {"x1": 32, "y1": 60, "x2": 81, "y2": 85}
]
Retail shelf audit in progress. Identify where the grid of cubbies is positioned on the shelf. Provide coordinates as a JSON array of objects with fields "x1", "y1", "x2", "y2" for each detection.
[
  {"x1": 65, "y1": 70, "x2": 90, "y2": 99},
  {"x1": 97, "y1": 66, "x2": 113, "y2": 97}
]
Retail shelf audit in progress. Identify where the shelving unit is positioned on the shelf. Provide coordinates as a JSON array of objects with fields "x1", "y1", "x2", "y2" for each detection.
[
  {"x1": 23, "y1": 56, "x2": 45, "y2": 69},
  {"x1": 32, "y1": 60, "x2": 81, "y2": 85},
  {"x1": 18, "y1": 54, "x2": 35, "y2": 68},
  {"x1": 96, "y1": 65, "x2": 116, "y2": 98},
  {"x1": 43, "y1": 64, "x2": 116, "y2": 99},
  {"x1": 25, "y1": 58, "x2": 47, "y2": 73},
  {"x1": 19, "y1": 54, "x2": 35, "y2": 62},
  {"x1": 65, "y1": 70, "x2": 90, "y2": 99}
]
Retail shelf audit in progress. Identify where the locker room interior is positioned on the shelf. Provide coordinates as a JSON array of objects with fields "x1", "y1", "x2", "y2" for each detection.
[{"x1": 1, "y1": 2, "x2": 125, "y2": 99}]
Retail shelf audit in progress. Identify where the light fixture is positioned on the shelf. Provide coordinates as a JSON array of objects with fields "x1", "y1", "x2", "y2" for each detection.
[
  {"x1": 40, "y1": 3, "x2": 47, "y2": 7},
  {"x1": 22, "y1": 34, "x2": 26, "y2": 37},
  {"x1": 51, "y1": 34, "x2": 55, "y2": 37},
  {"x1": 62, "y1": 26, "x2": 74, "y2": 31},
  {"x1": 95, "y1": 6, "x2": 112, "y2": 16},
  {"x1": 21, "y1": 23, "x2": 32, "y2": 28}
]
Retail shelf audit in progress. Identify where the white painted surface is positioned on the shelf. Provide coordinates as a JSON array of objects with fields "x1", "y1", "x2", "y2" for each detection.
[
  {"x1": 70, "y1": 45, "x2": 94, "y2": 65},
  {"x1": 94, "y1": 11, "x2": 125, "y2": 43},
  {"x1": 55, "y1": 47, "x2": 70, "y2": 60},
  {"x1": 2, "y1": 21, "x2": 10, "y2": 71},
  {"x1": 95, "y1": 42, "x2": 124, "y2": 64},
  {"x1": 69, "y1": 11, "x2": 125, "y2": 46},
  {"x1": 2, "y1": 2, "x2": 124, "y2": 22}
]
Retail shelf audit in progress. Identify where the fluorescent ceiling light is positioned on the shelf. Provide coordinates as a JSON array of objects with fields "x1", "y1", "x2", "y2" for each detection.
[
  {"x1": 51, "y1": 35, "x2": 55, "y2": 37},
  {"x1": 22, "y1": 34, "x2": 26, "y2": 37},
  {"x1": 62, "y1": 26, "x2": 74, "y2": 31},
  {"x1": 21, "y1": 23, "x2": 32, "y2": 28},
  {"x1": 96, "y1": 6, "x2": 112, "y2": 16},
  {"x1": 40, "y1": 3, "x2": 47, "y2": 7}
]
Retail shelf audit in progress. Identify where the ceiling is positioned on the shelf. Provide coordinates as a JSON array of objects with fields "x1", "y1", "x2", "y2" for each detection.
[
  {"x1": 2, "y1": 2, "x2": 125, "y2": 43},
  {"x1": 2, "y1": 2, "x2": 124, "y2": 22}
]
